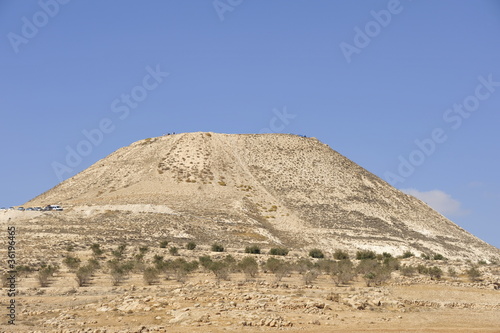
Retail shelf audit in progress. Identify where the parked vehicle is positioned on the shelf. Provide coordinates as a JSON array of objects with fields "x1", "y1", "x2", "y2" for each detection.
[
  {"x1": 45, "y1": 205, "x2": 63, "y2": 211},
  {"x1": 17, "y1": 207, "x2": 25, "y2": 211},
  {"x1": 34, "y1": 207, "x2": 43, "y2": 211},
  {"x1": 26, "y1": 207, "x2": 34, "y2": 211}
]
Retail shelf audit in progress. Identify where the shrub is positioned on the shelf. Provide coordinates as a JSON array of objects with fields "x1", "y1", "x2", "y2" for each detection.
[
  {"x1": 199, "y1": 255, "x2": 213, "y2": 269},
  {"x1": 428, "y1": 266, "x2": 443, "y2": 280},
  {"x1": 382, "y1": 252, "x2": 393, "y2": 258},
  {"x1": 356, "y1": 250, "x2": 377, "y2": 260},
  {"x1": 159, "y1": 240, "x2": 169, "y2": 248},
  {"x1": 139, "y1": 246, "x2": 149, "y2": 255},
  {"x1": 143, "y1": 267, "x2": 160, "y2": 285},
  {"x1": 269, "y1": 247, "x2": 289, "y2": 256},
  {"x1": 238, "y1": 256, "x2": 259, "y2": 280},
  {"x1": 63, "y1": 255, "x2": 81, "y2": 271},
  {"x1": 383, "y1": 257, "x2": 400, "y2": 271},
  {"x1": 211, "y1": 243, "x2": 225, "y2": 252},
  {"x1": 401, "y1": 251, "x2": 415, "y2": 259},
  {"x1": 171, "y1": 259, "x2": 199, "y2": 282},
  {"x1": 330, "y1": 259, "x2": 355, "y2": 286},
  {"x1": 420, "y1": 253, "x2": 430, "y2": 260},
  {"x1": 107, "y1": 260, "x2": 133, "y2": 286},
  {"x1": 448, "y1": 267, "x2": 458, "y2": 279},
  {"x1": 16, "y1": 265, "x2": 34, "y2": 278},
  {"x1": 309, "y1": 248, "x2": 325, "y2": 259},
  {"x1": 416, "y1": 264, "x2": 428, "y2": 275},
  {"x1": 333, "y1": 249, "x2": 349, "y2": 260},
  {"x1": 186, "y1": 242, "x2": 197, "y2": 250},
  {"x1": 432, "y1": 253, "x2": 446, "y2": 261},
  {"x1": 169, "y1": 246, "x2": 179, "y2": 256},
  {"x1": 466, "y1": 266, "x2": 482, "y2": 282},
  {"x1": 208, "y1": 261, "x2": 231, "y2": 281},
  {"x1": 245, "y1": 245, "x2": 261, "y2": 254},
  {"x1": 91, "y1": 243, "x2": 104, "y2": 257},
  {"x1": 111, "y1": 244, "x2": 127, "y2": 259},
  {"x1": 478, "y1": 260, "x2": 487, "y2": 265},
  {"x1": 400, "y1": 265, "x2": 416, "y2": 277}
]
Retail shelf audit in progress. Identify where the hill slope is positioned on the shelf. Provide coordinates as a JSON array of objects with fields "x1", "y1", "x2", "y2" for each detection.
[{"x1": 26, "y1": 132, "x2": 499, "y2": 261}]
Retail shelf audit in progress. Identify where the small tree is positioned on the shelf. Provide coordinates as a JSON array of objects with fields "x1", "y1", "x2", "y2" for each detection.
[
  {"x1": 447, "y1": 267, "x2": 458, "y2": 280},
  {"x1": 245, "y1": 245, "x2": 261, "y2": 254},
  {"x1": 186, "y1": 242, "x2": 197, "y2": 250},
  {"x1": 309, "y1": 249, "x2": 325, "y2": 259},
  {"x1": 303, "y1": 269, "x2": 320, "y2": 285},
  {"x1": 432, "y1": 253, "x2": 446, "y2": 261},
  {"x1": 333, "y1": 249, "x2": 349, "y2": 260},
  {"x1": 211, "y1": 243, "x2": 225, "y2": 252},
  {"x1": 238, "y1": 256, "x2": 259, "y2": 280},
  {"x1": 269, "y1": 247, "x2": 289, "y2": 256},
  {"x1": 330, "y1": 259, "x2": 355, "y2": 286},
  {"x1": 37, "y1": 265, "x2": 58, "y2": 287},
  {"x1": 400, "y1": 265, "x2": 416, "y2": 277},
  {"x1": 75, "y1": 265, "x2": 94, "y2": 287},
  {"x1": 264, "y1": 258, "x2": 290, "y2": 282}
]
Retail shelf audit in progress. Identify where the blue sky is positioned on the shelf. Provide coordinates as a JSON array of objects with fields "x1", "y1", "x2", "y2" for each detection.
[{"x1": 1, "y1": 0, "x2": 499, "y2": 249}]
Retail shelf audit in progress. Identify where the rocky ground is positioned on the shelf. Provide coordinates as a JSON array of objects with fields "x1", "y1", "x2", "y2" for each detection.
[{"x1": 1, "y1": 244, "x2": 500, "y2": 333}]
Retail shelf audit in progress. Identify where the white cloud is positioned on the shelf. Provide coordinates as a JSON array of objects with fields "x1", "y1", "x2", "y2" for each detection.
[{"x1": 401, "y1": 188, "x2": 468, "y2": 217}]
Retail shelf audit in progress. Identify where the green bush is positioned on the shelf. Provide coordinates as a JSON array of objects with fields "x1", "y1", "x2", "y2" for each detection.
[
  {"x1": 211, "y1": 243, "x2": 225, "y2": 252},
  {"x1": 309, "y1": 248, "x2": 325, "y2": 259},
  {"x1": 37, "y1": 265, "x2": 59, "y2": 287},
  {"x1": 383, "y1": 257, "x2": 400, "y2": 271},
  {"x1": 269, "y1": 247, "x2": 289, "y2": 256},
  {"x1": 416, "y1": 264, "x2": 428, "y2": 275},
  {"x1": 363, "y1": 266, "x2": 391, "y2": 286},
  {"x1": 139, "y1": 246, "x2": 149, "y2": 255},
  {"x1": 478, "y1": 260, "x2": 487, "y2": 265},
  {"x1": 294, "y1": 258, "x2": 314, "y2": 274},
  {"x1": 169, "y1": 246, "x2": 179, "y2": 256},
  {"x1": 333, "y1": 249, "x2": 349, "y2": 260},
  {"x1": 401, "y1": 251, "x2": 415, "y2": 259},
  {"x1": 75, "y1": 263, "x2": 97, "y2": 287},
  {"x1": 159, "y1": 240, "x2": 169, "y2": 248},
  {"x1": 245, "y1": 245, "x2": 261, "y2": 254},
  {"x1": 356, "y1": 250, "x2": 377, "y2": 260},
  {"x1": 432, "y1": 253, "x2": 446, "y2": 261},
  {"x1": 420, "y1": 253, "x2": 430, "y2": 260},
  {"x1": 91, "y1": 243, "x2": 104, "y2": 257},
  {"x1": 186, "y1": 242, "x2": 197, "y2": 250},
  {"x1": 356, "y1": 259, "x2": 379, "y2": 275}
]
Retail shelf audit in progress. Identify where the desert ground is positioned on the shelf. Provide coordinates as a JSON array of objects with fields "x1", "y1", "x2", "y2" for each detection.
[{"x1": 1, "y1": 207, "x2": 499, "y2": 333}]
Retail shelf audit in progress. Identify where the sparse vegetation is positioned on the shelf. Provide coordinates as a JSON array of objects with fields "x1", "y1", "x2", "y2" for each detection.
[
  {"x1": 356, "y1": 250, "x2": 377, "y2": 260},
  {"x1": 264, "y1": 258, "x2": 291, "y2": 282},
  {"x1": 401, "y1": 251, "x2": 415, "y2": 258},
  {"x1": 91, "y1": 243, "x2": 104, "y2": 257},
  {"x1": 466, "y1": 266, "x2": 482, "y2": 282},
  {"x1": 159, "y1": 240, "x2": 169, "y2": 248},
  {"x1": 432, "y1": 253, "x2": 446, "y2": 261},
  {"x1": 143, "y1": 267, "x2": 160, "y2": 285},
  {"x1": 37, "y1": 264, "x2": 59, "y2": 287},
  {"x1": 169, "y1": 246, "x2": 179, "y2": 256},
  {"x1": 428, "y1": 266, "x2": 443, "y2": 280},
  {"x1": 269, "y1": 247, "x2": 289, "y2": 256},
  {"x1": 333, "y1": 249, "x2": 349, "y2": 260},
  {"x1": 245, "y1": 245, "x2": 261, "y2": 254},
  {"x1": 309, "y1": 248, "x2": 325, "y2": 259},
  {"x1": 186, "y1": 242, "x2": 197, "y2": 250},
  {"x1": 63, "y1": 255, "x2": 81, "y2": 271},
  {"x1": 330, "y1": 259, "x2": 355, "y2": 286},
  {"x1": 400, "y1": 265, "x2": 416, "y2": 277},
  {"x1": 211, "y1": 243, "x2": 225, "y2": 252}
]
